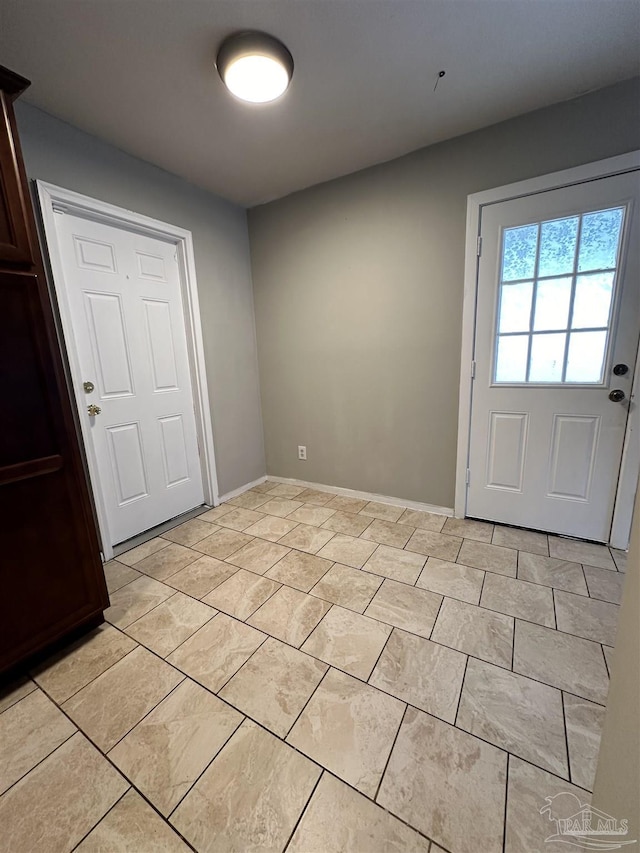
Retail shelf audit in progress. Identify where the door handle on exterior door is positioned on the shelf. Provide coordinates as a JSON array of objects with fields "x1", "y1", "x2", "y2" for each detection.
[
  {"x1": 609, "y1": 389, "x2": 625, "y2": 403},
  {"x1": 87, "y1": 404, "x2": 102, "y2": 416}
]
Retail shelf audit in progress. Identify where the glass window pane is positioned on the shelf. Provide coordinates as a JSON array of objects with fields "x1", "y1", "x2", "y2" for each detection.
[
  {"x1": 533, "y1": 276, "x2": 572, "y2": 331},
  {"x1": 538, "y1": 217, "x2": 579, "y2": 277},
  {"x1": 565, "y1": 331, "x2": 607, "y2": 382},
  {"x1": 499, "y1": 281, "x2": 533, "y2": 333},
  {"x1": 529, "y1": 333, "x2": 566, "y2": 382},
  {"x1": 578, "y1": 207, "x2": 624, "y2": 272},
  {"x1": 501, "y1": 224, "x2": 538, "y2": 281},
  {"x1": 571, "y1": 272, "x2": 614, "y2": 329},
  {"x1": 495, "y1": 335, "x2": 528, "y2": 382}
]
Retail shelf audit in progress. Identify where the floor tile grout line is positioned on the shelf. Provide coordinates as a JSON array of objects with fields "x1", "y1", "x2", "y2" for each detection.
[
  {"x1": 453, "y1": 654, "x2": 471, "y2": 729},
  {"x1": 125, "y1": 612, "x2": 218, "y2": 661},
  {"x1": 32, "y1": 642, "x2": 143, "y2": 708},
  {"x1": 266, "y1": 559, "x2": 336, "y2": 595},
  {"x1": 0, "y1": 725, "x2": 77, "y2": 800},
  {"x1": 224, "y1": 541, "x2": 295, "y2": 577},
  {"x1": 280, "y1": 767, "x2": 324, "y2": 853},
  {"x1": 454, "y1": 712, "x2": 572, "y2": 784},
  {"x1": 373, "y1": 702, "x2": 409, "y2": 803},
  {"x1": 562, "y1": 686, "x2": 607, "y2": 708},
  {"x1": 475, "y1": 595, "x2": 556, "y2": 632},
  {"x1": 166, "y1": 710, "x2": 246, "y2": 822},
  {"x1": 357, "y1": 780, "x2": 438, "y2": 847},
  {"x1": 502, "y1": 754, "x2": 512, "y2": 853},
  {"x1": 104, "y1": 568, "x2": 145, "y2": 596},
  {"x1": 298, "y1": 602, "x2": 336, "y2": 650},
  {"x1": 123, "y1": 589, "x2": 182, "y2": 633},
  {"x1": 125, "y1": 547, "x2": 204, "y2": 580},
  {"x1": 283, "y1": 665, "x2": 331, "y2": 740},
  {"x1": 206, "y1": 572, "x2": 284, "y2": 623},
  {"x1": 114, "y1": 536, "x2": 172, "y2": 566},
  {"x1": 210, "y1": 633, "x2": 271, "y2": 697},
  {"x1": 307, "y1": 570, "x2": 383, "y2": 613},
  {"x1": 103, "y1": 674, "x2": 187, "y2": 755},
  {"x1": 150, "y1": 611, "x2": 219, "y2": 661},
  {"x1": 0, "y1": 680, "x2": 38, "y2": 717},
  {"x1": 83, "y1": 728, "x2": 200, "y2": 853},
  {"x1": 478, "y1": 566, "x2": 489, "y2": 604},
  {"x1": 582, "y1": 562, "x2": 592, "y2": 598},
  {"x1": 365, "y1": 623, "x2": 395, "y2": 685},
  {"x1": 551, "y1": 585, "x2": 558, "y2": 630},
  {"x1": 284, "y1": 761, "x2": 438, "y2": 849},
  {"x1": 427, "y1": 592, "x2": 447, "y2": 641},
  {"x1": 108, "y1": 579, "x2": 186, "y2": 630},
  {"x1": 68, "y1": 786, "x2": 132, "y2": 853},
  {"x1": 560, "y1": 690, "x2": 573, "y2": 786}
]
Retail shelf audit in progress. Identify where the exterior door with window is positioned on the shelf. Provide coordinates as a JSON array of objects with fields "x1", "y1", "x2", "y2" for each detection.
[{"x1": 467, "y1": 171, "x2": 639, "y2": 541}]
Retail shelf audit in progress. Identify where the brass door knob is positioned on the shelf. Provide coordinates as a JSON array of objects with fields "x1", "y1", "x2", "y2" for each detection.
[{"x1": 87, "y1": 404, "x2": 102, "y2": 416}]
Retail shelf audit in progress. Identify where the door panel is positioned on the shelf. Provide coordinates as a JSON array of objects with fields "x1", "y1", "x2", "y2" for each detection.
[
  {"x1": 143, "y1": 299, "x2": 179, "y2": 390},
  {"x1": 54, "y1": 214, "x2": 205, "y2": 545},
  {"x1": 546, "y1": 415, "x2": 599, "y2": 501},
  {"x1": 107, "y1": 422, "x2": 149, "y2": 505},
  {"x1": 486, "y1": 411, "x2": 528, "y2": 491},
  {"x1": 467, "y1": 171, "x2": 640, "y2": 541},
  {"x1": 85, "y1": 291, "x2": 134, "y2": 396},
  {"x1": 159, "y1": 415, "x2": 191, "y2": 486}
]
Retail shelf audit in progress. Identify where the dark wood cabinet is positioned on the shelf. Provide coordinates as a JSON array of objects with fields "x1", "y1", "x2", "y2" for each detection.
[{"x1": 0, "y1": 66, "x2": 108, "y2": 677}]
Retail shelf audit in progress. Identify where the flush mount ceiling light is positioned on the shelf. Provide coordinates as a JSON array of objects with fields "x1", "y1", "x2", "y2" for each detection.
[{"x1": 216, "y1": 31, "x2": 294, "y2": 104}]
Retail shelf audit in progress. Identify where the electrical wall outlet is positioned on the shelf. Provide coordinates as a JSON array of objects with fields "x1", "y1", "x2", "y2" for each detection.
[{"x1": 298, "y1": 445, "x2": 307, "y2": 460}]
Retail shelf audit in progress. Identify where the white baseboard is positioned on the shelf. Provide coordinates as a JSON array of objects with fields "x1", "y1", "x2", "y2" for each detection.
[
  {"x1": 217, "y1": 474, "x2": 268, "y2": 504},
  {"x1": 265, "y1": 475, "x2": 454, "y2": 517}
]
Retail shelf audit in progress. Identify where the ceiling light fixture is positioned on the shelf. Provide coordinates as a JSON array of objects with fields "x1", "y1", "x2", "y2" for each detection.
[{"x1": 216, "y1": 31, "x2": 294, "y2": 104}]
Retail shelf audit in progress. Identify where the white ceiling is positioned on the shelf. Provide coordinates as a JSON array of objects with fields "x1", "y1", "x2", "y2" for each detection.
[{"x1": 1, "y1": 1, "x2": 638, "y2": 207}]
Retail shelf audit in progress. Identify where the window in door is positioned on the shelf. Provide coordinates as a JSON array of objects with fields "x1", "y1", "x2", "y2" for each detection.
[{"x1": 494, "y1": 206, "x2": 625, "y2": 384}]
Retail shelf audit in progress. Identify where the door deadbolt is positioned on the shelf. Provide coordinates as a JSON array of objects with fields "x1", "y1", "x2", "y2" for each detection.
[
  {"x1": 613, "y1": 363, "x2": 629, "y2": 376},
  {"x1": 87, "y1": 404, "x2": 102, "y2": 416},
  {"x1": 609, "y1": 389, "x2": 625, "y2": 403},
  {"x1": 83, "y1": 381, "x2": 95, "y2": 393}
]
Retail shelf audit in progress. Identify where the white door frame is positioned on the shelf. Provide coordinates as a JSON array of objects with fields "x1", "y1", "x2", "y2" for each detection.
[
  {"x1": 36, "y1": 181, "x2": 220, "y2": 560},
  {"x1": 456, "y1": 152, "x2": 640, "y2": 549}
]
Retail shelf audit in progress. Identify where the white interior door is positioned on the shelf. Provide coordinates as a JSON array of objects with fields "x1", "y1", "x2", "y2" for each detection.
[
  {"x1": 54, "y1": 213, "x2": 205, "y2": 545},
  {"x1": 467, "y1": 170, "x2": 639, "y2": 541}
]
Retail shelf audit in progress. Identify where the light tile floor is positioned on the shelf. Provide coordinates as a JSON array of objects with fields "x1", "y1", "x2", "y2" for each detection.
[{"x1": 0, "y1": 480, "x2": 626, "y2": 853}]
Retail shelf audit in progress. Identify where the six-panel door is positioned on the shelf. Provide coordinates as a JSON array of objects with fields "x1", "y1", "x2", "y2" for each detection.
[{"x1": 54, "y1": 213, "x2": 204, "y2": 545}]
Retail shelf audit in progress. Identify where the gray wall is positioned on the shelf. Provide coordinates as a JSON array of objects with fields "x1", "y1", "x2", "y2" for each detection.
[
  {"x1": 249, "y1": 77, "x2": 640, "y2": 508},
  {"x1": 16, "y1": 102, "x2": 265, "y2": 498}
]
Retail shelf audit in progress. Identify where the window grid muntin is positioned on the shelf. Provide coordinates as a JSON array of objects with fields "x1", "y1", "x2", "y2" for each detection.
[
  {"x1": 494, "y1": 206, "x2": 625, "y2": 385},
  {"x1": 522, "y1": 222, "x2": 542, "y2": 382}
]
